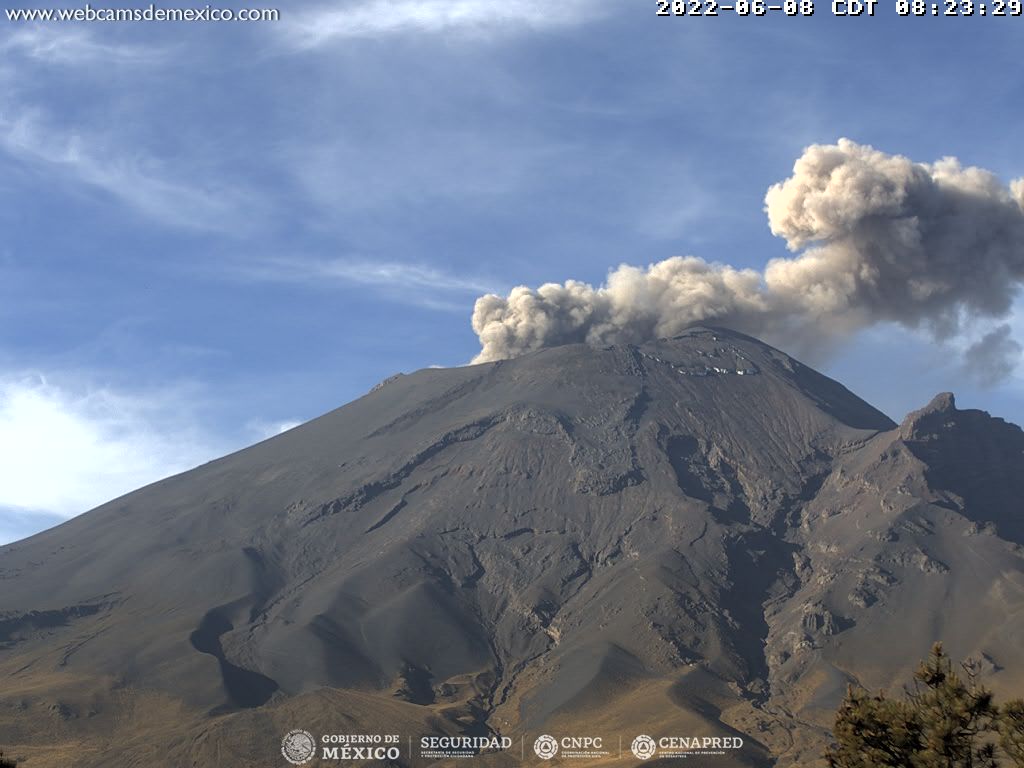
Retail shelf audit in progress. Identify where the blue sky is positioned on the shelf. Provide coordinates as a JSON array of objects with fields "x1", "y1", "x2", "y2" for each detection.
[{"x1": 2, "y1": 0, "x2": 1023, "y2": 543}]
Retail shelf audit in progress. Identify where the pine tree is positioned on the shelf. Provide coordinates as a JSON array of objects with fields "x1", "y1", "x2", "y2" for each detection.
[
  {"x1": 904, "y1": 644, "x2": 999, "y2": 767},
  {"x1": 826, "y1": 686, "x2": 922, "y2": 767},
  {"x1": 1001, "y1": 699, "x2": 1024, "y2": 765},
  {"x1": 826, "y1": 643, "x2": 1022, "y2": 768}
]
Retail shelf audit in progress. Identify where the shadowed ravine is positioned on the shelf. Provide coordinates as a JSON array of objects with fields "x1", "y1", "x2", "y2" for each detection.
[{"x1": 189, "y1": 610, "x2": 279, "y2": 711}]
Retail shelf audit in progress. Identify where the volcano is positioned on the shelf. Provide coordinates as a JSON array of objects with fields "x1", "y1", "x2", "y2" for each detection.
[{"x1": 2, "y1": 327, "x2": 1024, "y2": 767}]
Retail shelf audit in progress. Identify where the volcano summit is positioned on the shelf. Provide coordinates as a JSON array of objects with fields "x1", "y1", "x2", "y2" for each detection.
[{"x1": 2, "y1": 327, "x2": 1023, "y2": 767}]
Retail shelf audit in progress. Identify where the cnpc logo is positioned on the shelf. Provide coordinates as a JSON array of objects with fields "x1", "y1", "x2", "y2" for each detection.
[
  {"x1": 533, "y1": 734, "x2": 605, "y2": 760},
  {"x1": 533, "y1": 735, "x2": 559, "y2": 759}
]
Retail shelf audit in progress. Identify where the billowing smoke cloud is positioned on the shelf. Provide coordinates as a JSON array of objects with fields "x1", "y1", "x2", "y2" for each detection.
[
  {"x1": 472, "y1": 139, "x2": 1024, "y2": 379},
  {"x1": 963, "y1": 325, "x2": 1023, "y2": 387}
]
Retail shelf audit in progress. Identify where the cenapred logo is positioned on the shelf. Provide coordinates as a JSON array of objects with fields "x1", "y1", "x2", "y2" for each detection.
[
  {"x1": 631, "y1": 734, "x2": 657, "y2": 761},
  {"x1": 533, "y1": 734, "x2": 559, "y2": 760},
  {"x1": 630, "y1": 733, "x2": 744, "y2": 760},
  {"x1": 281, "y1": 729, "x2": 317, "y2": 765}
]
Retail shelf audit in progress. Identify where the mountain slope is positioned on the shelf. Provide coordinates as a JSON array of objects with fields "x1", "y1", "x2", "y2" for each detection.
[{"x1": 1, "y1": 327, "x2": 1022, "y2": 768}]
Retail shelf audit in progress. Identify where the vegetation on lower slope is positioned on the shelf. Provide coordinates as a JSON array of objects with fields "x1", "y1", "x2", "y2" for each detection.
[{"x1": 827, "y1": 644, "x2": 1024, "y2": 767}]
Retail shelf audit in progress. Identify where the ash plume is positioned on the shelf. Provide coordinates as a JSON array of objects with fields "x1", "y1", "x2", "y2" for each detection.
[
  {"x1": 963, "y1": 324, "x2": 1023, "y2": 387},
  {"x1": 472, "y1": 139, "x2": 1024, "y2": 376}
]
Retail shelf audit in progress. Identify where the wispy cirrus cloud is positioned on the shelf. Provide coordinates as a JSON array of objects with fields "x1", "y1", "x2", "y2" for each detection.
[
  {"x1": 0, "y1": 27, "x2": 168, "y2": 67},
  {"x1": 283, "y1": 0, "x2": 603, "y2": 49},
  {"x1": 231, "y1": 256, "x2": 502, "y2": 310},
  {"x1": 0, "y1": 26, "x2": 248, "y2": 234},
  {"x1": 0, "y1": 109, "x2": 256, "y2": 233}
]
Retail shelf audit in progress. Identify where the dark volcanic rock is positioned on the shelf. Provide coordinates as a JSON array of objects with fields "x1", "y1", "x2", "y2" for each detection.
[{"x1": 1, "y1": 327, "x2": 1023, "y2": 768}]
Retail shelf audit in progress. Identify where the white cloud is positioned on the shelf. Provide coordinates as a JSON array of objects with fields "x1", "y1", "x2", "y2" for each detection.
[
  {"x1": 0, "y1": 109, "x2": 254, "y2": 233},
  {"x1": 284, "y1": 0, "x2": 601, "y2": 48},
  {"x1": 0, "y1": 374, "x2": 226, "y2": 521}
]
